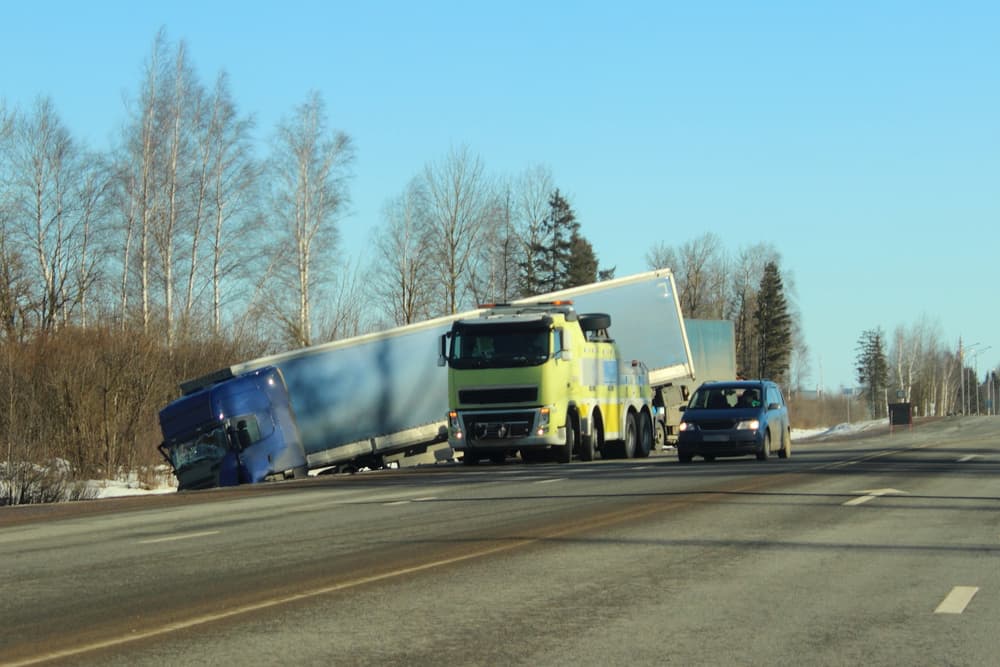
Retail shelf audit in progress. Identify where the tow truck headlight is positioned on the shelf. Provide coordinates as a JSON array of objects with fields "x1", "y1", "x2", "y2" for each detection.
[
  {"x1": 448, "y1": 411, "x2": 463, "y2": 440},
  {"x1": 536, "y1": 407, "x2": 550, "y2": 436},
  {"x1": 735, "y1": 419, "x2": 760, "y2": 431}
]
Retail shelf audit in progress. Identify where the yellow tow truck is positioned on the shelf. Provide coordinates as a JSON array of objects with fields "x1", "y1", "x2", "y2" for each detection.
[{"x1": 440, "y1": 302, "x2": 654, "y2": 463}]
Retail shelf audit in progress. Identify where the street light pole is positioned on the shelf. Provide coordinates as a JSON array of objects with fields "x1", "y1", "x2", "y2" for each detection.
[
  {"x1": 962, "y1": 341, "x2": 981, "y2": 415},
  {"x1": 971, "y1": 346, "x2": 992, "y2": 416}
]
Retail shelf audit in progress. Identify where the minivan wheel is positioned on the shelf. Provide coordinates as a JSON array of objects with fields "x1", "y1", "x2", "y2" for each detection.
[
  {"x1": 778, "y1": 429, "x2": 791, "y2": 459},
  {"x1": 756, "y1": 431, "x2": 770, "y2": 461}
]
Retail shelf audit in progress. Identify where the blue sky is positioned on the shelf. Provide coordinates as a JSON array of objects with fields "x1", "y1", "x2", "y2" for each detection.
[{"x1": 3, "y1": 1, "x2": 998, "y2": 391}]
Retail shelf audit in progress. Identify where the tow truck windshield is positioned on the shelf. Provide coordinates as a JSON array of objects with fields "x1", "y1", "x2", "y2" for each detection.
[{"x1": 449, "y1": 327, "x2": 550, "y2": 369}]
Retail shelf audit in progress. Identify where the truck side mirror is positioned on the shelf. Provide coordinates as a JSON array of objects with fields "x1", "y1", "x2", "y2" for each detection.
[
  {"x1": 438, "y1": 334, "x2": 448, "y2": 367},
  {"x1": 557, "y1": 349, "x2": 573, "y2": 361}
]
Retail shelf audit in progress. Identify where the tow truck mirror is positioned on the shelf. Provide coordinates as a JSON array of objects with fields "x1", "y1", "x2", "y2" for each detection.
[{"x1": 438, "y1": 334, "x2": 448, "y2": 367}]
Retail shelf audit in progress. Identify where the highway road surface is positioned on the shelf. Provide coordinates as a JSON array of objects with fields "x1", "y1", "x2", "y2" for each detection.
[{"x1": 2, "y1": 415, "x2": 999, "y2": 666}]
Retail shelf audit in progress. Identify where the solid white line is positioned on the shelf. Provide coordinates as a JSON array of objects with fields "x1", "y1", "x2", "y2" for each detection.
[
  {"x1": 534, "y1": 478, "x2": 565, "y2": 484},
  {"x1": 957, "y1": 455, "x2": 979, "y2": 462},
  {"x1": 382, "y1": 500, "x2": 411, "y2": 506},
  {"x1": 842, "y1": 495, "x2": 875, "y2": 506},
  {"x1": 138, "y1": 530, "x2": 220, "y2": 544},
  {"x1": 934, "y1": 586, "x2": 979, "y2": 614}
]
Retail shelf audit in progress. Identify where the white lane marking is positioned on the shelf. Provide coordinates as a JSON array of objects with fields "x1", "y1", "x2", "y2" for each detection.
[
  {"x1": 534, "y1": 478, "x2": 565, "y2": 484},
  {"x1": 139, "y1": 530, "x2": 220, "y2": 544},
  {"x1": 842, "y1": 488, "x2": 906, "y2": 507},
  {"x1": 957, "y1": 455, "x2": 979, "y2": 462},
  {"x1": 382, "y1": 495, "x2": 439, "y2": 506},
  {"x1": 935, "y1": 586, "x2": 979, "y2": 614}
]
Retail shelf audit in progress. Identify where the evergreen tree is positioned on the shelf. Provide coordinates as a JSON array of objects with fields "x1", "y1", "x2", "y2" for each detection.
[
  {"x1": 524, "y1": 189, "x2": 578, "y2": 295},
  {"x1": 856, "y1": 327, "x2": 889, "y2": 418},
  {"x1": 566, "y1": 233, "x2": 598, "y2": 287},
  {"x1": 753, "y1": 261, "x2": 791, "y2": 382}
]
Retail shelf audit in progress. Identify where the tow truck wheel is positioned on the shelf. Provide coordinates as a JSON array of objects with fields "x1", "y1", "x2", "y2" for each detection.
[
  {"x1": 579, "y1": 432, "x2": 596, "y2": 461},
  {"x1": 556, "y1": 416, "x2": 575, "y2": 464},
  {"x1": 622, "y1": 412, "x2": 637, "y2": 459},
  {"x1": 635, "y1": 411, "x2": 653, "y2": 458}
]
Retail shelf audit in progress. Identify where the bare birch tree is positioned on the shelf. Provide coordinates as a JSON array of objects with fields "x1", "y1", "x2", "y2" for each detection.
[
  {"x1": 420, "y1": 146, "x2": 494, "y2": 315},
  {"x1": 267, "y1": 91, "x2": 354, "y2": 347},
  {"x1": 192, "y1": 72, "x2": 258, "y2": 337},
  {"x1": 7, "y1": 97, "x2": 107, "y2": 331},
  {"x1": 370, "y1": 179, "x2": 436, "y2": 326}
]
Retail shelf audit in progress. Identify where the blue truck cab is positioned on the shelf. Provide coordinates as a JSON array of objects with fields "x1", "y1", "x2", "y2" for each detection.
[{"x1": 158, "y1": 366, "x2": 308, "y2": 490}]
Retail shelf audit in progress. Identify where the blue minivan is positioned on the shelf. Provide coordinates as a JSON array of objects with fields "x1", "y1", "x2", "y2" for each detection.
[{"x1": 676, "y1": 380, "x2": 792, "y2": 462}]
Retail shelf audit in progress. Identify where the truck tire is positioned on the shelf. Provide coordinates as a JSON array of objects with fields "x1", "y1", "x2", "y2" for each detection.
[
  {"x1": 654, "y1": 420, "x2": 666, "y2": 451},
  {"x1": 556, "y1": 415, "x2": 576, "y2": 464},
  {"x1": 622, "y1": 412, "x2": 637, "y2": 459},
  {"x1": 578, "y1": 313, "x2": 611, "y2": 333},
  {"x1": 579, "y1": 432, "x2": 596, "y2": 461},
  {"x1": 635, "y1": 411, "x2": 653, "y2": 458}
]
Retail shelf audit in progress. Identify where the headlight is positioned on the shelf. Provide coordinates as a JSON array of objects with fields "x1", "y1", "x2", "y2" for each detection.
[
  {"x1": 679, "y1": 421, "x2": 696, "y2": 432},
  {"x1": 735, "y1": 419, "x2": 760, "y2": 431},
  {"x1": 449, "y1": 411, "x2": 463, "y2": 439}
]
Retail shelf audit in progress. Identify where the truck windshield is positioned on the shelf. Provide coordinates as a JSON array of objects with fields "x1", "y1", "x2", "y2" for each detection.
[
  {"x1": 164, "y1": 425, "x2": 230, "y2": 471},
  {"x1": 450, "y1": 327, "x2": 549, "y2": 369}
]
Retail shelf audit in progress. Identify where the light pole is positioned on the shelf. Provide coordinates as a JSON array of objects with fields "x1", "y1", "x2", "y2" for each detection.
[
  {"x1": 961, "y1": 341, "x2": 981, "y2": 415},
  {"x1": 970, "y1": 346, "x2": 992, "y2": 415}
]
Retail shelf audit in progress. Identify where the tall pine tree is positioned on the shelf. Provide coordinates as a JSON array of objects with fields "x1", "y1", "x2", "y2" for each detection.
[
  {"x1": 523, "y1": 189, "x2": 578, "y2": 295},
  {"x1": 566, "y1": 233, "x2": 598, "y2": 288},
  {"x1": 856, "y1": 327, "x2": 889, "y2": 418},
  {"x1": 753, "y1": 261, "x2": 792, "y2": 382}
]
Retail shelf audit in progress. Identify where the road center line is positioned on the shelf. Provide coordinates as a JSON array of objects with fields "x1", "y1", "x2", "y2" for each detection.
[
  {"x1": 139, "y1": 530, "x2": 220, "y2": 544},
  {"x1": 934, "y1": 586, "x2": 978, "y2": 614}
]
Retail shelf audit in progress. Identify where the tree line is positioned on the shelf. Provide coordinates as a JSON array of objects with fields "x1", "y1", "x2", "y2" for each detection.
[{"x1": 855, "y1": 324, "x2": 994, "y2": 420}]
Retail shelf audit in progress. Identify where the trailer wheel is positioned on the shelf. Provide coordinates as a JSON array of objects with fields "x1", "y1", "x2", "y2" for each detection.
[
  {"x1": 635, "y1": 411, "x2": 653, "y2": 458},
  {"x1": 654, "y1": 420, "x2": 666, "y2": 451}
]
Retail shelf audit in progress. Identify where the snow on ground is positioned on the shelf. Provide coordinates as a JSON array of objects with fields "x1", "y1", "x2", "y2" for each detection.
[{"x1": 90, "y1": 420, "x2": 888, "y2": 499}]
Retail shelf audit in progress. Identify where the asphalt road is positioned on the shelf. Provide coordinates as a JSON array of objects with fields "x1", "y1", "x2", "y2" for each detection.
[{"x1": 2, "y1": 415, "x2": 999, "y2": 666}]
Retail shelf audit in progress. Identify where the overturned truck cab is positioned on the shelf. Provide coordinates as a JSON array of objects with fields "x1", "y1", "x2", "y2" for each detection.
[{"x1": 158, "y1": 366, "x2": 308, "y2": 490}]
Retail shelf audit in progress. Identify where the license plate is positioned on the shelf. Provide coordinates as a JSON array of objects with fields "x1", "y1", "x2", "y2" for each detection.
[{"x1": 703, "y1": 434, "x2": 730, "y2": 442}]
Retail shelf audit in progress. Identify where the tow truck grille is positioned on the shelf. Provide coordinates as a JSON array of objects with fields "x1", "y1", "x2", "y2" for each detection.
[
  {"x1": 459, "y1": 387, "x2": 537, "y2": 404},
  {"x1": 464, "y1": 412, "x2": 534, "y2": 441}
]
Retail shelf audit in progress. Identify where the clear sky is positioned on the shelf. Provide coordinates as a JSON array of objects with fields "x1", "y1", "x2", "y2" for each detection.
[{"x1": 3, "y1": 1, "x2": 998, "y2": 391}]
